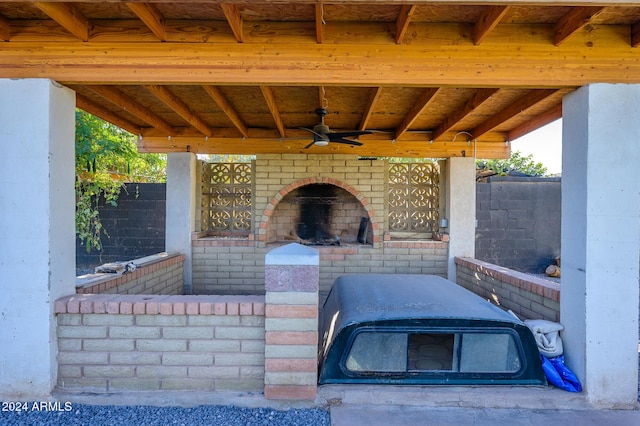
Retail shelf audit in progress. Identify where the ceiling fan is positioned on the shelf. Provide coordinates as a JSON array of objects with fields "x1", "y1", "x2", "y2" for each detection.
[{"x1": 302, "y1": 108, "x2": 372, "y2": 149}]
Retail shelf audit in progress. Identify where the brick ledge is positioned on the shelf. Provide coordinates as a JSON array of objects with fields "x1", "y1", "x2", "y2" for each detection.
[
  {"x1": 455, "y1": 257, "x2": 560, "y2": 302},
  {"x1": 55, "y1": 294, "x2": 265, "y2": 315}
]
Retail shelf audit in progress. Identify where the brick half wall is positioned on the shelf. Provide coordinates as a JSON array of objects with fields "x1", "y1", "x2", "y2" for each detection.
[
  {"x1": 55, "y1": 295, "x2": 265, "y2": 392},
  {"x1": 455, "y1": 257, "x2": 560, "y2": 322}
]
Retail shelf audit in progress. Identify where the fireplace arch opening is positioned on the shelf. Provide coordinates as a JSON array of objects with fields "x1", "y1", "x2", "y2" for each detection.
[{"x1": 263, "y1": 181, "x2": 374, "y2": 246}]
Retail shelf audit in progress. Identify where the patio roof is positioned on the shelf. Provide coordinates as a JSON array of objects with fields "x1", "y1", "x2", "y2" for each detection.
[{"x1": 1, "y1": 1, "x2": 639, "y2": 157}]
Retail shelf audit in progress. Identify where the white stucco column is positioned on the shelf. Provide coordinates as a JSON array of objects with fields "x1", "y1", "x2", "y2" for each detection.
[
  {"x1": 166, "y1": 152, "x2": 197, "y2": 294},
  {"x1": 446, "y1": 157, "x2": 476, "y2": 281},
  {"x1": 561, "y1": 84, "x2": 640, "y2": 408},
  {"x1": 0, "y1": 79, "x2": 76, "y2": 398}
]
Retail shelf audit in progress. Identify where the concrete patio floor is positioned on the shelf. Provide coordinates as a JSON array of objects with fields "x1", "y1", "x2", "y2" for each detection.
[{"x1": 50, "y1": 384, "x2": 640, "y2": 425}]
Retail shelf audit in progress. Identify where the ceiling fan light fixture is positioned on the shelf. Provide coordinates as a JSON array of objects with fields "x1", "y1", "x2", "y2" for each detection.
[{"x1": 314, "y1": 140, "x2": 329, "y2": 147}]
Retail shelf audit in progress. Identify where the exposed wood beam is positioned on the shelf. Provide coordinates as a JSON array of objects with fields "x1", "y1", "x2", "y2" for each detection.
[
  {"x1": 34, "y1": 2, "x2": 90, "y2": 42},
  {"x1": 554, "y1": 6, "x2": 605, "y2": 46},
  {"x1": 260, "y1": 86, "x2": 286, "y2": 138},
  {"x1": 395, "y1": 5, "x2": 416, "y2": 45},
  {"x1": 139, "y1": 135, "x2": 510, "y2": 159},
  {"x1": 315, "y1": 3, "x2": 324, "y2": 44},
  {"x1": 433, "y1": 88, "x2": 499, "y2": 141},
  {"x1": 474, "y1": 6, "x2": 510, "y2": 45},
  {"x1": 202, "y1": 85, "x2": 249, "y2": 137},
  {"x1": 632, "y1": 21, "x2": 640, "y2": 47},
  {"x1": 86, "y1": 85, "x2": 175, "y2": 135},
  {"x1": 472, "y1": 89, "x2": 559, "y2": 140},
  {"x1": 145, "y1": 85, "x2": 213, "y2": 137},
  {"x1": 395, "y1": 88, "x2": 439, "y2": 139},
  {"x1": 76, "y1": 94, "x2": 141, "y2": 135},
  {"x1": 0, "y1": 13, "x2": 9, "y2": 41},
  {"x1": 126, "y1": 3, "x2": 166, "y2": 41},
  {"x1": 220, "y1": 3, "x2": 243, "y2": 43},
  {"x1": 507, "y1": 104, "x2": 562, "y2": 142},
  {"x1": 359, "y1": 87, "x2": 383, "y2": 131},
  {"x1": 2, "y1": 24, "x2": 640, "y2": 86}
]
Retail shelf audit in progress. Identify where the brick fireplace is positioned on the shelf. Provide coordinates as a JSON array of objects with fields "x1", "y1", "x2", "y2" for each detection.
[{"x1": 192, "y1": 154, "x2": 448, "y2": 296}]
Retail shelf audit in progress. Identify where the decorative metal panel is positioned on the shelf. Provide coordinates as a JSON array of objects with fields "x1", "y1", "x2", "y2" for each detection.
[
  {"x1": 388, "y1": 163, "x2": 439, "y2": 233},
  {"x1": 201, "y1": 163, "x2": 253, "y2": 233}
]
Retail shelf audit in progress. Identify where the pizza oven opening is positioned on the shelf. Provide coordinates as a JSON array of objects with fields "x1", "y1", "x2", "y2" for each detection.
[{"x1": 266, "y1": 183, "x2": 372, "y2": 246}]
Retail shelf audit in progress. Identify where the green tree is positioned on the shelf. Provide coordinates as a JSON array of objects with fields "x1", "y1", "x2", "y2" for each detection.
[
  {"x1": 75, "y1": 110, "x2": 166, "y2": 252},
  {"x1": 477, "y1": 151, "x2": 547, "y2": 177}
]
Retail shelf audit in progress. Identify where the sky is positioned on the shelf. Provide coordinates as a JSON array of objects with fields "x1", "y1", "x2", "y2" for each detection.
[{"x1": 509, "y1": 118, "x2": 562, "y2": 175}]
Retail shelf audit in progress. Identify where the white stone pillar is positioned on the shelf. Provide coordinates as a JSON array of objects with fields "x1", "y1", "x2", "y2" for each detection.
[
  {"x1": 561, "y1": 84, "x2": 640, "y2": 407},
  {"x1": 446, "y1": 157, "x2": 476, "y2": 281},
  {"x1": 166, "y1": 153, "x2": 197, "y2": 294},
  {"x1": 0, "y1": 79, "x2": 76, "y2": 398}
]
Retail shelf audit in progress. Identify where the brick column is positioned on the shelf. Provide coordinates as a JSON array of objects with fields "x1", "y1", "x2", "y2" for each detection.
[{"x1": 264, "y1": 243, "x2": 319, "y2": 400}]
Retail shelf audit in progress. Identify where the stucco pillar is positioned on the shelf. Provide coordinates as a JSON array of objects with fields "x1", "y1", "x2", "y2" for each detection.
[
  {"x1": 0, "y1": 79, "x2": 76, "y2": 398},
  {"x1": 166, "y1": 153, "x2": 197, "y2": 294},
  {"x1": 561, "y1": 84, "x2": 640, "y2": 408},
  {"x1": 264, "y1": 243, "x2": 319, "y2": 400},
  {"x1": 446, "y1": 157, "x2": 476, "y2": 281}
]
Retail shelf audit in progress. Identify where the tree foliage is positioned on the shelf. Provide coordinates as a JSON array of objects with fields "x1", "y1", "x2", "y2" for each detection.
[
  {"x1": 477, "y1": 151, "x2": 548, "y2": 177},
  {"x1": 75, "y1": 110, "x2": 166, "y2": 252}
]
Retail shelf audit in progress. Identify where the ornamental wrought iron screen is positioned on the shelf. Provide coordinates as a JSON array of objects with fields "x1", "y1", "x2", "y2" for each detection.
[
  {"x1": 388, "y1": 163, "x2": 439, "y2": 234},
  {"x1": 201, "y1": 162, "x2": 253, "y2": 235}
]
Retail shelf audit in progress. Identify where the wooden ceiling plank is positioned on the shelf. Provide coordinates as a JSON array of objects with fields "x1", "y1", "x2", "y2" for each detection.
[
  {"x1": 433, "y1": 88, "x2": 500, "y2": 141},
  {"x1": 395, "y1": 88, "x2": 439, "y2": 139},
  {"x1": 76, "y1": 93, "x2": 142, "y2": 135},
  {"x1": 126, "y1": 2, "x2": 166, "y2": 41},
  {"x1": 632, "y1": 21, "x2": 640, "y2": 47},
  {"x1": 395, "y1": 4, "x2": 416, "y2": 45},
  {"x1": 145, "y1": 85, "x2": 213, "y2": 137},
  {"x1": 474, "y1": 5, "x2": 510, "y2": 45},
  {"x1": 0, "y1": 13, "x2": 10, "y2": 41},
  {"x1": 507, "y1": 104, "x2": 562, "y2": 142},
  {"x1": 359, "y1": 87, "x2": 383, "y2": 131},
  {"x1": 260, "y1": 86, "x2": 286, "y2": 138},
  {"x1": 554, "y1": 6, "x2": 606, "y2": 46},
  {"x1": 87, "y1": 85, "x2": 175, "y2": 135},
  {"x1": 472, "y1": 89, "x2": 559, "y2": 140},
  {"x1": 34, "y1": 2, "x2": 90, "y2": 42},
  {"x1": 315, "y1": 3, "x2": 324, "y2": 44},
  {"x1": 220, "y1": 3, "x2": 243, "y2": 43},
  {"x1": 202, "y1": 85, "x2": 249, "y2": 137}
]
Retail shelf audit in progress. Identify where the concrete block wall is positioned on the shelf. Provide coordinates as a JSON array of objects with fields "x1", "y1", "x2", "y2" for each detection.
[
  {"x1": 76, "y1": 253, "x2": 184, "y2": 295},
  {"x1": 455, "y1": 257, "x2": 560, "y2": 322},
  {"x1": 76, "y1": 183, "x2": 166, "y2": 271},
  {"x1": 476, "y1": 177, "x2": 561, "y2": 273},
  {"x1": 54, "y1": 295, "x2": 265, "y2": 392}
]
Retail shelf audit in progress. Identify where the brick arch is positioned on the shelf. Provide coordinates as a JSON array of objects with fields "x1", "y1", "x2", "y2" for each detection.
[{"x1": 258, "y1": 176, "x2": 379, "y2": 243}]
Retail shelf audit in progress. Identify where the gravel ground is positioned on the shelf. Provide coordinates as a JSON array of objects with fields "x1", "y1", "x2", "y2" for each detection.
[{"x1": 0, "y1": 404, "x2": 330, "y2": 426}]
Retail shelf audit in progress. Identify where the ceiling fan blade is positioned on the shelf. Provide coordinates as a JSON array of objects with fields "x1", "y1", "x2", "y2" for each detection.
[
  {"x1": 328, "y1": 130, "x2": 373, "y2": 139},
  {"x1": 303, "y1": 140, "x2": 316, "y2": 149},
  {"x1": 300, "y1": 127, "x2": 325, "y2": 139},
  {"x1": 332, "y1": 138, "x2": 364, "y2": 146}
]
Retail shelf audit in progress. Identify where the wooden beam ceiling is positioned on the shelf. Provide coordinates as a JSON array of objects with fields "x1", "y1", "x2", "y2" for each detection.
[{"x1": 2, "y1": 1, "x2": 640, "y2": 157}]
